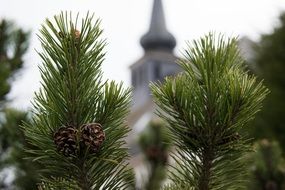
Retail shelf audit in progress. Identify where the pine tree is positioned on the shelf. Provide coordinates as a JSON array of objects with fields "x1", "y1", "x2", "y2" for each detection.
[
  {"x1": 250, "y1": 12, "x2": 285, "y2": 153},
  {"x1": 0, "y1": 109, "x2": 40, "y2": 190},
  {"x1": 139, "y1": 120, "x2": 171, "y2": 190},
  {"x1": 0, "y1": 19, "x2": 39, "y2": 189},
  {"x1": 247, "y1": 139, "x2": 285, "y2": 190},
  {"x1": 151, "y1": 33, "x2": 269, "y2": 190},
  {"x1": 23, "y1": 12, "x2": 134, "y2": 189},
  {"x1": 0, "y1": 19, "x2": 29, "y2": 104}
]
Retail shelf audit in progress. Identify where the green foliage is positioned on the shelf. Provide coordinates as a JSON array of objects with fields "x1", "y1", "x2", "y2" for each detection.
[
  {"x1": 163, "y1": 183, "x2": 193, "y2": 190},
  {"x1": 250, "y1": 12, "x2": 285, "y2": 153},
  {"x1": 0, "y1": 109, "x2": 40, "y2": 189},
  {"x1": 151, "y1": 33, "x2": 269, "y2": 190},
  {"x1": 37, "y1": 177, "x2": 79, "y2": 190},
  {"x1": 139, "y1": 120, "x2": 171, "y2": 190},
  {"x1": 247, "y1": 139, "x2": 285, "y2": 190},
  {"x1": 23, "y1": 12, "x2": 134, "y2": 189},
  {"x1": 0, "y1": 19, "x2": 29, "y2": 103},
  {"x1": 0, "y1": 18, "x2": 38, "y2": 189}
]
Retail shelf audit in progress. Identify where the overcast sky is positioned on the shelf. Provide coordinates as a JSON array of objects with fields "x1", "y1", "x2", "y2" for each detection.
[{"x1": 1, "y1": 0, "x2": 285, "y2": 109}]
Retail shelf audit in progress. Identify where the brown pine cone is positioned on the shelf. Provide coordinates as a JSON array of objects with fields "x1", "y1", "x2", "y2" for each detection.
[
  {"x1": 146, "y1": 146, "x2": 168, "y2": 164},
  {"x1": 80, "y1": 123, "x2": 105, "y2": 153},
  {"x1": 53, "y1": 126, "x2": 78, "y2": 157},
  {"x1": 58, "y1": 30, "x2": 80, "y2": 41},
  {"x1": 265, "y1": 181, "x2": 277, "y2": 190},
  {"x1": 74, "y1": 29, "x2": 80, "y2": 40}
]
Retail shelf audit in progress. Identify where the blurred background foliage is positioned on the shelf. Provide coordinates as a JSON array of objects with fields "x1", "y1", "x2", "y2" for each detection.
[
  {"x1": 139, "y1": 120, "x2": 171, "y2": 190},
  {"x1": 246, "y1": 12, "x2": 285, "y2": 190},
  {"x1": 0, "y1": 19, "x2": 39, "y2": 189},
  {"x1": 0, "y1": 20, "x2": 29, "y2": 104},
  {"x1": 0, "y1": 109, "x2": 39, "y2": 190},
  {"x1": 247, "y1": 139, "x2": 285, "y2": 190},
  {"x1": 250, "y1": 13, "x2": 285, "y2": 151}
]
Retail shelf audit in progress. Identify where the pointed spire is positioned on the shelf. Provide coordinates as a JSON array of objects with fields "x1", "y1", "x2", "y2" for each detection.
[{"x1": 140, "y1": 0, "x2": 176, "y2": 51}]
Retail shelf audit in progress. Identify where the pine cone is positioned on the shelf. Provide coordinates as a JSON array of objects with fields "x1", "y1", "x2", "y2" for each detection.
[
  {"x1": 74, "y1": 29, "x2": 80, "y2": 40},
  {"x1": 265, "y1": 181, "x2": 277, "y2": 190},
  {"x1": 54, "y1": 126, "x2": 78, "y2": 157},
  {"x1": 80, "y1": 123, "x2": 105, "y2": 153},
  {"x1": 58, "y1": 30, "x2": 80, "y2": 40},
  {"x1": 146, "y1": 146, "x2": 168, "y2": 164}
]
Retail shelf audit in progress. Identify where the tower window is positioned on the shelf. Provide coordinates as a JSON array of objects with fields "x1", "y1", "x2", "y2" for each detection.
[{"x1": 154, "y1": 62, "x2": 161, "y2": 80}]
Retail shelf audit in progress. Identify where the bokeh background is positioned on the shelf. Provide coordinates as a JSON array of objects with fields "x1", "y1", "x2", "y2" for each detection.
[{"x1": 0, "y1": 0, "x2": 284, "y2": 108}]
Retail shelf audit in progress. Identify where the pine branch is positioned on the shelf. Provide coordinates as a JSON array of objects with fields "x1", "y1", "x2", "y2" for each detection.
[
  {"x1": 151, "y1": 33, "x2": 269, "y2": 190},
  {"x1": 139, "y1": 120, "x2": 171, "y2": 190},
  {"x1": 0, "y1": 20, "x2": 30, "y2": 103},
  {"x1": 23, "y1": 12, "x2": 134, "y2": 189}
]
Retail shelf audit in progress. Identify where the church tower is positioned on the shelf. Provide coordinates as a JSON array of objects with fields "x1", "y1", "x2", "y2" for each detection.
[{"x1": 128, "y1": 0, "x2": 181, "y2": 133}]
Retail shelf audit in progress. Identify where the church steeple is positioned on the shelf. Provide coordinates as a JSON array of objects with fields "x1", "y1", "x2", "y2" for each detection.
[
  {"x1": 129, "y1": 0, "x2": 180, "y2": 112},
  {"x1": 140, "y1": 0, "x2": 176, "y2": 51}
]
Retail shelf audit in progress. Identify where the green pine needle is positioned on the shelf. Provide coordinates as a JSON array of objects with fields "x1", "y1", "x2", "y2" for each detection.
[
  {"x1": 151, "y1": 33, "x2": 269, "y2": 190},
  {"x1": 23, "y1": 12, "x2": 134, "y2": 190}
]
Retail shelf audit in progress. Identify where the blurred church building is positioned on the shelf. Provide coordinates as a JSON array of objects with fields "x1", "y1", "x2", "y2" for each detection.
[
  {"x1": 126, "y1": 1, "x2": 181, "y2": 185},
  {"x1": 127, "y1": 0, "x2": 181, "y2": 149}
]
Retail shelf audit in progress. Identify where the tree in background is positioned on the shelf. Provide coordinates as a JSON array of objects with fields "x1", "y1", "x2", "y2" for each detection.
[
  {"x1": 139, "y1": 120, "x2": 171, "y2": 190},
  {"x1": 247, "y1": 139, "x2": 285, "y2": 190},
  {"x1": 0, "y1": 109, "x2": 39, "y2": 190},
  {"x1": 0, "y1": 19, "x2": 40, "y2": 189},
  {"x1": 23, "y1": 12, "x2": 134, "y2": 189},
  {"x1": 0, "y1": 19, "x2": 29, "y2": 104},
  {"x1": 151, "y1": 34, "x2": 268, "y2": 189},
  {"x1": 250, "y1": 13, "x2": 285, "y2": 153}
]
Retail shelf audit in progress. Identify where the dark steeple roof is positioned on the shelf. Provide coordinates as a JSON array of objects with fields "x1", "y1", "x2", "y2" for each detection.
[{"x1": 140, "y1": 0, "x2": 176, "y2": 51}]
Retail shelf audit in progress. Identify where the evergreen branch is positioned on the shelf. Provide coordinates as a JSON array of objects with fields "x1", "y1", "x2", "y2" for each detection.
[
  {"x1": 151, "y1": 33, "x2": 269, "y2": 190},
  {"x1": 23, "y1": 12, "x2": 134, "y2": 189}
]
